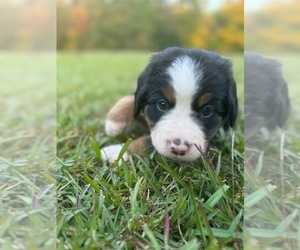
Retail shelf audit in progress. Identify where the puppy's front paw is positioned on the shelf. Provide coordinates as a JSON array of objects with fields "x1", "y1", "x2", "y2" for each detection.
[
  {"x1": 105, "y1": 120, "x2": 127, "y2": 137},
  {"x1": 105, "y1": 95, "x2": 135, "y2": 137},
  {"x1": 100, "y1": 144, "x2": 129, "y2": 165}
]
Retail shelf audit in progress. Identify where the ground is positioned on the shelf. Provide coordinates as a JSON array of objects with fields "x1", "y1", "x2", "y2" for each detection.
[
  {"x1": 1, "y1": 51, "x2": 299, "y2": 249},
  {"x1": 57, "y1": 51, "x2": 244, "y2": 249}
]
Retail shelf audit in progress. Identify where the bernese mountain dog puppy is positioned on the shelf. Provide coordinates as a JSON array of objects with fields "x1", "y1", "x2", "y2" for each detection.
[
  {"x1": 101, "y1": 47, "x2": 238, "y2": 164},
  {"x1": 244, "y1": 52, "x2": 290, "y2": 140}
]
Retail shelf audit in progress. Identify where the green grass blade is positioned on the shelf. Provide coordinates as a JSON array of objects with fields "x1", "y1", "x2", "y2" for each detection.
[
  {"x1": 83, "y1": 173, "x2": 100, "y2": 193},
  {"x1": 245, "y1": 184, "x2": 277, "y2": 208},
  {"x1": 228, "y1": 209, "x2": 243, "y2": 233},
  {"x1": 156, "y1": 156, "x2": 188, "y2": 189},
  {"x1": 254, "y1": 152, "x2": 264, "y2": 176},
  {"x1": 205, "y1": 184, "x2": 229, "y2": 208},
  {"x1": 143, "y1": 224, "x2": 161, "y2": 250},
  {"x1": 178, "y1": 239, "x2": 199, "y2": 250},
  {"x1": 188, "y1": 184, "x2": 209, "y2": 246},
  {"x1": 275, "y1": 209, "x2": 299, "y2": 232},
  {"x1": 115, "y1": 138, "x2": 132, "y2": 165},
  {"x1": 130, "y1": 178, "x2": 142, "y2": 216},
  {"x1": 89, "y1": 129, "x2": 102, "y2": 161},
  {"x1": 171, "y1": 193, "x2": 188, "y2": 224}
]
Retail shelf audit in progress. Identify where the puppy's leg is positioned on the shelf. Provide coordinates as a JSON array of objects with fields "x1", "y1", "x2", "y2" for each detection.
[
  {"x1": 105, "y1": 95, "x2": 135, "y2": 137},
  {"x1": 101, "y1": 135, "x2": 149, "y2": 165},
  {"x1": 127, "y1": 135, "x2": 150, "y2": 157}
]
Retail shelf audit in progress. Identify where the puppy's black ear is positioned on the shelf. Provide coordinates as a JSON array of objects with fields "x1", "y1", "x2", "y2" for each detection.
[
  {"x1": 134, "y1": 66, "x2": 151, "y2": 117},
  {"x1": 224, "y1": 76, "x2": 238, "y2": 129}
]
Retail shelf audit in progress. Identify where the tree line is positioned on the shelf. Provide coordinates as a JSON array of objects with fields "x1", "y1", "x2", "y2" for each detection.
[{"x1": 57, "y1": 0, "x2": 243, "y2": 52}]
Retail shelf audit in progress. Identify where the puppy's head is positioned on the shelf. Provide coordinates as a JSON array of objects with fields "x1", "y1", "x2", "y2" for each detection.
[{"x1": 134, "y1": 47, "x2": 238, "y2": 161}]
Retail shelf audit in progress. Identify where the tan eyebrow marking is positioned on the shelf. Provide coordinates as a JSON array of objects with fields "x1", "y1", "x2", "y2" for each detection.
[
  {"x1": 162, "y1": 85, "x2": 175, "y2": 104},
  {"x1": 198, "y1": 93, "x2": 213, "y2": 107}
]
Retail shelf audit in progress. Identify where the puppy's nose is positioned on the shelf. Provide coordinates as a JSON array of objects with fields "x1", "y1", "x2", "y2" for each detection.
[{"x1": 169, "y1": 139, "x2": 189, "y2": 156}]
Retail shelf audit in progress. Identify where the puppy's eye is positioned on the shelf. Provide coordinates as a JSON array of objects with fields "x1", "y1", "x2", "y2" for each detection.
[
  {"x1": 201, "y1": 105, "x2": 214, "y2": 117},
  {"x1": 157, "y1": 99, "x2": 168, "y2": 111}
]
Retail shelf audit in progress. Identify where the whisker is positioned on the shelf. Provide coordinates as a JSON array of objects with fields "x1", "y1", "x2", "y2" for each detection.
[{"x1": 193, "y1": 143, "x2": 215, "y2": 170}]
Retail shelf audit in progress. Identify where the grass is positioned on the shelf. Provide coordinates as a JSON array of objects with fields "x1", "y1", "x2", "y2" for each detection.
[
  {"x1": 244, "y1": 132, "x2": 300, "y2": 249},
  {"x1": 57, "y1": 50, "x2": 244, "y2": 249},
  {"x1": 0, "y1": 52, "x2": 56, "y2": 249}
]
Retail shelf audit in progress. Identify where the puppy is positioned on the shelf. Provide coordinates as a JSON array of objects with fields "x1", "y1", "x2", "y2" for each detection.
[
  {"x1": 101, "y1": 47, "x2": 238, "y2": 164},
  {"x1": 244, "y1": 52, "x2": 290, "y2": 140}
]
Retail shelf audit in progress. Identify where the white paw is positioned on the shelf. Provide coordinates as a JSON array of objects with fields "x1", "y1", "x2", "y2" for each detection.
[
  {"x1": 105, "y1": 120, "x2": 127, "y2": 137},
  {"x1": 100, "y1": 144, "x2": 129, "y2": 165}
]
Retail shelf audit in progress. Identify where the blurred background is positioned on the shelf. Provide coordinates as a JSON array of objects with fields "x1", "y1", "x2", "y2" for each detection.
[
  {"x1": 1, "y1": 0, "x2": 300, "y2": 53},
  {"x1": 57, "y1": 0, "x2": 243, "y2": 52}
]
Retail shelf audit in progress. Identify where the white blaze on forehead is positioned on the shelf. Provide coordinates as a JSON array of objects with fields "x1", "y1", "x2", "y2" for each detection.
[
  {"x1": 167, "y1": 55, "x2": 203, "y2": 105},
  {"x1": 165, "y1": 55, "x2": 203, "y2": 121}
]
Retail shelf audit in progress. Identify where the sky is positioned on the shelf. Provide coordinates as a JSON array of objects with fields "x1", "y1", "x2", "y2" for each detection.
[
  {"x1": 9, "y1": 0, "x2": 294, "y2": 13},
  {"x1": 246, "y1": 0, "x2": 294, "y2": 12},
  {"x1": 204, "y1": 0, "x2": 293, "y2": 13},
  {"x1": 205, "y1": 0, "x2": 226, "y2": 12}
]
